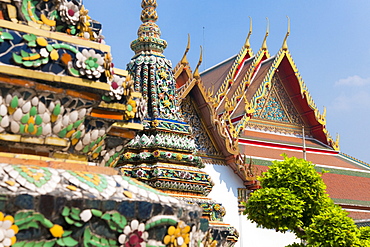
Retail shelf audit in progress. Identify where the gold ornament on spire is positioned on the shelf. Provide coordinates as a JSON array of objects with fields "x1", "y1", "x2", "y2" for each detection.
[
  {"x1": 282, "y1": 16, "x2": 290, "y2": 50},
  {"x1": 141, "y1": 0, "x2": 158, "y2": 22},
  {"x1": 262, "y1": 17, "x2": 269, "y2": 50},
  {"x1": 244, "y1": 17, "x2": 252, "y2": 49},
  {"x1": 131, "y1": 0, "x2": 167, "y2": 54}
]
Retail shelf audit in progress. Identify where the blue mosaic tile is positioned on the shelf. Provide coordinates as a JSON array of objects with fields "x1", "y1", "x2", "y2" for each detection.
[
  {"x1": 117, "y1": 201, "x2": 135, "y2": 218},
  {"x1": 138, "y1": 201, "x2": 152, "y2": 220},
  {"x1": 200, "y1": 218, "x2": 209, "y2": 232},
  {"x1": 101, "y1": 200, "x2": 117, "y2": 211},
  {"x1": 15, "y1": 194, "x2": 34, "y2": 209},
  {"x1": 85, "y1": 199, "x2": 101, "y2": 209}
]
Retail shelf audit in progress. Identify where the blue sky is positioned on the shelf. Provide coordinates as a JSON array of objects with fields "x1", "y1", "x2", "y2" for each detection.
[{"x1": 85, "y1": 1, "x2": 370, "y2": 164}]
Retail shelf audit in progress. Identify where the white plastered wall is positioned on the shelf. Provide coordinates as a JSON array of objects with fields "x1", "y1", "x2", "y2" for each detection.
[{"x1": 203, "y1": 164, "x2": 298, "y2": 247}]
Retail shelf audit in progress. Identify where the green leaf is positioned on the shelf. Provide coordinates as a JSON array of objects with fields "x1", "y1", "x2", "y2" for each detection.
[
  {"x1": 74, "y1": 222, "x2": 83, "y2": 227},
  {"x1": 23, "y1": 33, "x2": 36, "y2": 42},
  {"x1": 64, "y1": 216, "x2": 75, "y2": 225},
  {"x1": 28, "y1": 41, "x2": 37, "y2": 47},
  {"x1": 44, "y1": 240, "x2": 56, "y2": 247},
  {"x1": 12, "y1": 241, "x2": 26, "y2": 247},
  {"x1": 62, "y1": 207, "x2": 70, "y2": 216},
  {"x1": 107, "y1": 220, "x2": 118, "y2": 231},
  {"x1": 15, "y1": 211, "x2": 32, "y2": 221},
  {"x1": 53, "y1": 103, "x2": 61, "y2": 116},
  {"x1": 21, "y1": 50, "x2": 29, "y2": 58},
  {"x1": 68, "y1": 66, "x2": 80, "y2": 77},
  {"x1": 10, "y1": 95, "x2": 19, "y2": 109},
  {"x1": 34, "y1": 242, "x2": 44, "y2": 247},
  {"x1": 56, "y1": 238, "x2": 66, "y2": 247},
  {"x1": 91, "y1": 209, "x2": 102, "y2": 217},
  {"x1": 61, "y1": 237, "x2": 78, "y2": 247},
  {"x1": 23, "y1": 60, "x2": 34, "y2": 67},
  {"x1": 62, "y1": 230, "x2": 73, "y2": 237},
  {"x1": 41, "y1": 218, "x2": 53, "y2": 228},
  {"x1": 101, "y1": 213, "x2": 111, "y2": 221},
  {"x1": 111, "y1": 212, "x2": 127, "y2": 230},
  {"x1": 19, "y1": 221, "x2": 39, "y2": 230},
  {"x1": 1, "y1": 32, "x2": 14, "y2": 40}
]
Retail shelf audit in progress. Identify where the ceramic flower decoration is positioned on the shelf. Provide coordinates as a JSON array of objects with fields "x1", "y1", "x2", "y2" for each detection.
[
  {"x1": 118, "y1": 220, "x2": 148, "y2": 247},
  {"x1": 163, "y1": 221, "x2": 191, "y2": 247},
  {"x1": 58, "y1": 0, "x2": 81, "y2": 26},
  {"x1": 75, "y1": 49, "x2": 105, "y2": 79},
  {"x1": 123, "y1": 99, "x2": 137, "y2": 120},
  {"x1": 135, "y1": 98, "x2": 148, "y2": 121},
  {"x1": 108, "y1": 75, "x2": 125, "y2": 100},
  {"x1": 0, "y1": 213, "x2": 18, "y2": 247}
]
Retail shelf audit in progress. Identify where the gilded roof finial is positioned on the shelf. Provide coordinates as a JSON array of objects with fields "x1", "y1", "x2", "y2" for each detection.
[
  {"x1": 193, "y1": 46, "x2": 203, "y2": 80},
  {"x1": 282, "y1": 16, "x2": 290, "y2": 50},
  {"x1": 130, "y1": 0, "x2": 167, "y2": 54},
  {"x1": 140, "y1": 0, "x2": 158, "y2": 23},
  {"x1": 181, "y1": 34, "x2": 191, "y2": 65},
  {"x1": 244, "y1": 17, "x2": 253, "y2": 49},
  {"x1": 262, "y1": 17, "x2": 269, "y2": 50}
]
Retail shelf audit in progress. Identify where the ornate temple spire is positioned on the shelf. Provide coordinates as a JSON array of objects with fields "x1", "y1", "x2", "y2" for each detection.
[
  {"x1": 127, "y1": 0, "x2": 181, "y2": 121},
  {"x1": 130, "y1": 0, "x2": 167, "y2": 54}
]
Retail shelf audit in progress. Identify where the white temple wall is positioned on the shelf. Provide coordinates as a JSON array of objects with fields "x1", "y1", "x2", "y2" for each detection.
[{"x1": 203, "y1": 164, "x2": 298, "y2": 247}]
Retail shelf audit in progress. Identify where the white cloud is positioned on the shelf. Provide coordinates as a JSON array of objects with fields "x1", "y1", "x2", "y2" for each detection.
[
  {"x1": 330, "y1": 91, "x2": 370, "y2": 111},
  {"x1": 335, "y1": 75, "x2": 370, "y2": 86}
]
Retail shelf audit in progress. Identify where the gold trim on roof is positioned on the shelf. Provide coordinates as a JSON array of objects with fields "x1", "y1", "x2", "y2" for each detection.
[
  {"x1": 193, "y1": 46, "x2": 203, "y2": 80},
  {"x1": 261, "y1": 17, "x2": 269, "y2": 51},
  {"x1": 282, "y1": 16, "x2": 290, "y2": 51},
  {"x1": 230, "y1": 47, "x2": 339, "y2": 151},
  {"x1": 181, "y1": 34, "x2": 191, "y2": 66},
  {"x1": 212, "y1": 30, "x2": 255, "y2": 106}
]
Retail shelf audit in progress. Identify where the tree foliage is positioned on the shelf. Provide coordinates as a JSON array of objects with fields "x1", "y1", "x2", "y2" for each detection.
[{"x1": 243, "y1": 155, "x2": 369, "y2": 246}]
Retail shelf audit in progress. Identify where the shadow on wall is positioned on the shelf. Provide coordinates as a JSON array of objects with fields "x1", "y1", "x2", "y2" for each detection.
[{"x1": 209, "y1": 164, "x2": 244, "y2": 198}]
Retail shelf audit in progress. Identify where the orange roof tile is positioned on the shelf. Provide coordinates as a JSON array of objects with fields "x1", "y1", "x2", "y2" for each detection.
[
  {"x1": 241, "y1": 129, "x2": 328, "y2": 150},
  {"x1": 242, "y1": 145, "x2": 365, "y2": 170},
  {"x1": 201, "y1": 56, "x2": 236, "y2": 91},
  {"x1": 347, "y1": 211, "x2": 370, "y2": 221}
]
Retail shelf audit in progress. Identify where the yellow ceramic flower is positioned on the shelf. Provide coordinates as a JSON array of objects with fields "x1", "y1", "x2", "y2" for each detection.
[
  {"x1": 151, "y1": 120, "x2": 159, "y2": 127},
  {"x1": 124, "y1": 99, "x2": 137, "y2": 120},
  {"x1": 159, "y1": 70, "x2": 168, "y2": 79},
  {"x1": 153, "y1": 150, "x2": 160, "y2": 158},
  {"x1": 0, "y1": 213, "x2": 18, "y2": 246},
  {"x1": 162, "y1": 100, "x2": 171, "y2": 108},
  {"x1": 163, "y1": 221, "x2": 190, "y2": 247},
  {"x1": 50, "y1": 224, "x2": 64, "y2": 238},
  {"x1": 176, "y1": 154, "x2": 183, "y2": 161},
  {"x1": 124, "y1": 152, "x2": 132, "y2": 159}
]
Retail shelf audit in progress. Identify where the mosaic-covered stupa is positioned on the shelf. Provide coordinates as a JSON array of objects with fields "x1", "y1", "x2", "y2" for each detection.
[
  {"x1": 116, "y1": 1, "x2": 238, "y2": 246},
  {"x1": 0, "y1": 0, "x2": 219, "y2": 246}
]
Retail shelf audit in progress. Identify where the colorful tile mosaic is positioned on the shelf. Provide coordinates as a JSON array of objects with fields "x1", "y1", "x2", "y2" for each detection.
[
  {"x1": 0, "y1": 0, "x2": 238, "y2": 246},
  {"x1": 181, "y1": 96, "x2": 220, "y2": 156},
  {"x1": 0, "y1": 0, "x2": 104, "y2": 42}
]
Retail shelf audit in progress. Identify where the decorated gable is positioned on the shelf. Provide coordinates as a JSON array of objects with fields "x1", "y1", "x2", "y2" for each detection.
[
  {"x1": 181, "y1": 96, "x2": 220, "y2": 157},
  {"x1": 253, "y1": 74, "x2": 303, "y2": 126}
]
